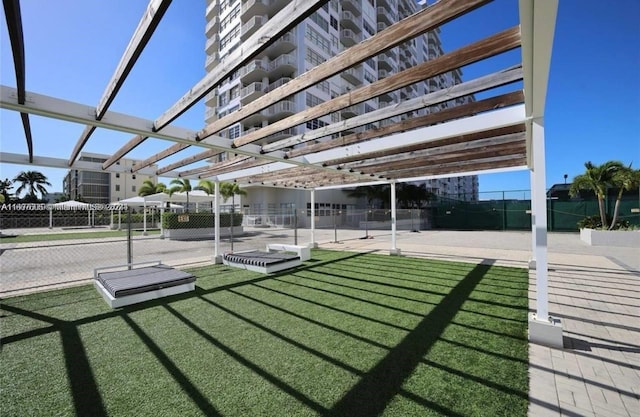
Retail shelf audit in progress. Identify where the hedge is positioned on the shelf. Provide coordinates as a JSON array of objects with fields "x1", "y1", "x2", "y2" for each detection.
[{"x1": 161, "y1": 212, "x2": 243, "y2": 229}]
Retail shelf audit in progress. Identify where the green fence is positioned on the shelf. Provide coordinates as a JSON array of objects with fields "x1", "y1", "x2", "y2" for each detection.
[{"x1": 431, "y1": 194, "x2": 639, "y2": 232}]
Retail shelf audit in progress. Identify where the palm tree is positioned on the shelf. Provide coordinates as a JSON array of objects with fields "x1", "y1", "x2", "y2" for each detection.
[
  {"x1": 138, "y1": 179, "x2": 166, "y2": 197},
  {"x1": 609, "y1": 164, "x2": 640, "y2": 229},
  {"x1": 195, "y1": 179, "x2": 215, "y2": 211},
  {"x1": 168, "y1": 178, "x2": 192, "y2": 211},
  {"x1": 13, "y1": 171, "x2": 51, "y2": 202},
  {"x1": 0, "y1": 178, "x2": 13, "y2": 203},
  {"x1": 347, "y1": 184, "x2": 389, "y2": 209},
  {"x1": 219, "y1": 182, "x2": 247, "y2": 251},
  {"x1": 569, "y1": 161, "x2": 623, "y2": 228}
]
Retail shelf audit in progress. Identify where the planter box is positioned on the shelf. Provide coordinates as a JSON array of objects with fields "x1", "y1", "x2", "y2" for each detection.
[
  {"x1": 164, "y1": 226, "x2": 243, "y2": 240},
  {"x1": 580, "y1": 228, "x2": 640, "y2": 248}
]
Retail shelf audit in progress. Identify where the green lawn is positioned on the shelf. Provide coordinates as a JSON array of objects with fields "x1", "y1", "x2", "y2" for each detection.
[
  {"x1": 1, "y1": 250, "x2": 529, "y2": 417},
  {"x1": 0, "y1": 229, "x2": 160, "y2": 243}
]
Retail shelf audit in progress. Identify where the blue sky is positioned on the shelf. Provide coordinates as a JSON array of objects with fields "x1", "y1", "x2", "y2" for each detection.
[{"x1": 1, "y1": 0, "x2": 639, "y2": 198}]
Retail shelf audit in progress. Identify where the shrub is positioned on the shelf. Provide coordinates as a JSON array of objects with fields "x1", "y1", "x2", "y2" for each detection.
[
  {"x1": 162, "y1": 212, "x2": 243, "y2": 229},
  {"x1": 577, "y1": 215, "x2": 629, "y2": 230}
]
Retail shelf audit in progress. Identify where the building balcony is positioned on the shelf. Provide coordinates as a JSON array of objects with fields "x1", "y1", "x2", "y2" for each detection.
[
  {"x1": 241, "y1": 0, "x2": 269, "y2": 22},
  {"x1": 265, "y1": 77, "x2": 292, "y2": 93},
  {"x1": 266, "y1": 31, "x2": 296, "y2": 59},
  {"x1": 266, "y1": 100, "x2": 296, "y2": 122},
  {"x1": 205, "y1": 53, "x2": 219, "y2": 72},
  {"x1": 340, "y1": 65, "x2": 363, "y2": 86},
  {"x1": 205, "y1": 34, "x2": 219, "y2": 55},
  {"x1": 378, "y1": 69, "x2": 390, "y2": 79},
  {"x1": 340, "y1": 103, "x2": 364, "y2": 119},
  {"x1": 340, "y1": 11, "x2": 361, "y2": 32},
  {"x1": 205, "y1": 16, "x2": 219, "y2": 36},
  {"x1": 340, "y1": 29, "x2": 362, "y2": 48},
  {"x1": 205, "y1": 106, "x2": 218, "y2": 123},
  {"x1": 241, "y1": 15, "x2": 267, "y2": 41},
  {"x1": 378, "y1": 90, "x2": 399, "y2": 103},
  {"x1": 378, "y1": 56, "x2": 396, "y2": 72},
  {"x1": 377, "y1": 22, "x2": 389, "y2": 32},
  {"x1": 342, "y1": 0, "x2": 361, "y2": 16},
  {"x1": 206, "y1": 1, "x2": 219, "y2": 21},
  {"x1": 240, "y1": 82, "x2": 265, "y2": 104},
  {"x1": 268, "y1": 53, "x2": 296, "y2": 78},
  {"x1": 240, "y1": 59, "x2": 268, "y2": 83},
  {"x1": 377, "y1": 7, "x2": 394, "y2": 25},
  {"x1": 205, "y1": 90, "x2": 217, "y2": 107},
  {"x1": 263, "y1": 126, "x2": 298, "y2": 144}
]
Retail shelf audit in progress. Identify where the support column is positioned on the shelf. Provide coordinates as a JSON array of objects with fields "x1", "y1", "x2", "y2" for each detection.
[
  {"x1": 310, "y1": 189, "x2": 317, "y2": 248},
  {"x1": 390, "y1": 182, "x2": 400, "y2": 256},
  {"x1": 142, "y1": 201, "x2": 148, "y2": 235},
  {"x1": 49, "y1": 207, "x2": 53, "y2": 229},
  {"x1": 109, "y1": 209, "x2": 114, "y2": 230},
  {"x1": 528, "y1": 119, "x2": 562, "y2": 347},
  {"x1": 529, "y1": 170, "x2": 536, "y2": 269},
  {"x1": 213, "y1": 181, "x2": 222, "y2": 264}
]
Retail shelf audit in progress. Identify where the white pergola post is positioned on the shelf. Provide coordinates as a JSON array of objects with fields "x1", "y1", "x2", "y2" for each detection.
[
  {"x1": 213, "y1": 181, "x2": 221, "y2": 263},
  {"x1": 529, "y1": 169, "x2": 536, "y2": 269},
  {"x1": 49, "y1": 207, "x2": 53, "y2": 229},
  {"x1": 118, "y1": 209, "x2": 122, "y2": 230},
  {"x1": 390, "y1": 182, "x2": 400, "y2": 255},
  {"x1": 142, "y1": 201, "x2": 148, "y2": 235},
  {"x1": 110, "y1": 209, "x2": 114, "y2": 229},
  {"x1": 310, "y1": 189, "x2": 316, "y2": 248},
  {"x1": 160, "y1": 206, "x2": 165, "y2": 238},
  {"x1": 528, "y1": 119, "x2": 562, "y2": 347}
]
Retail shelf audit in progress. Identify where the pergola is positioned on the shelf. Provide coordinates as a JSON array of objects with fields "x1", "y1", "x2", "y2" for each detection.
[{"x1": 0, "y1": 0, "x2": 561, "y2": 345}]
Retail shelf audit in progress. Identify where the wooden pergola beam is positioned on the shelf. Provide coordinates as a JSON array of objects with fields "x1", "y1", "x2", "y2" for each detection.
[
  {"x1": 385, "y1": 157, "x2": 527, "y2": 180},
  {"x1": 69, "y1": 0, "x2": 172, "y2": 166},
  {"x1": 262, "y1": 65, "x2": 523, "y2": 153},
  {"x1": 232, "y1": 25, "x2": 521, "y2": 148},
  {"x1": 338, "y1": 132, "x2": 526, "y2": 171},
  {"x1": 317, "y1": 97, "x2": 525, "y2": 166},
  {"x1": 105, "y1": 0, "x2": 327, "y2": 171},
  {"x1": 197, "y1": 0, "x2": 492, "y2": 145},
  {"x1": 3, "y1": 0, "x2": 33, "y2": 162},
  {"x1": 157, "y1": 148, "x2": 223, "y2": 175}
]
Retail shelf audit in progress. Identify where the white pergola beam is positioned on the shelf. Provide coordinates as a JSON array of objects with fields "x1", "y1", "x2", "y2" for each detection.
[{"x1": 0, "y1": 151, "x2": 164, "y2": 176}]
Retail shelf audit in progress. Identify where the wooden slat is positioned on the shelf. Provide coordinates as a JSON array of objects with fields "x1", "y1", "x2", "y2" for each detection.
[
  {"x1": 262, "y1": 66, "x2": 522, "y2": 153},
  {"x1": 384, "y1": 157, "x2": 527, "y2": 180},
  {"x1": 70, "y1": 0, "x2": 172, "y2": 166},
  {"x1": 177, "y1": 165, "x2": 218, "y2": 178},
  {"x1": 323, "y1": 123, "x2": 526, "y2": 167},
  {"x1": 232, "y1": 25, "x2": 520, "y2": 148},
  {"x1": 288, "y1": 91, "x2": 524, "y2": 159},
  {"x1": 105, "y1": 0, "x2": 326, "y2": 170},
  {"x1": 359, "y1": 143, "x2": 526, "y2": 175},
  {"x1": 157, "y1": 148, "x2": 223, "y2": 175},
  {"x1": 3, "y1": 0, "x2": 33, "y2": 162},
  {"x1": 339, "y1": 132, "x2": 525, "y2": 171},
  {"x1": 101, "y1": 135, "x2": 148, "y2": 170},
  {"x1": 128, "y1": 143, "x2": 190, "y2": 172},
  {"x1": 154, "y1": 0, "x2": 326, "y2": 129}
]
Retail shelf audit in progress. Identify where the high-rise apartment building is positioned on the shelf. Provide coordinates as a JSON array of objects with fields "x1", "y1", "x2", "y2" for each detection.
[
  {"x1": 63, "y1": 152, "x2": 159, "y2": 204},
  {"x1": 204, "y1": 0, "x2": 479, "y2": 214}
]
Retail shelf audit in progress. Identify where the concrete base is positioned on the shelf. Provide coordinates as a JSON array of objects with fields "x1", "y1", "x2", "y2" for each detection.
[
  {"x1": 390, "y1": 248, "x2": 402, "y2": 256},
  {"x1": 213, "y1": 255, "x2": 223, "y2": 264},
  {"x1": 529, "y1": 313, "x2": 563, "y2": 348},
  {"x1": 528, "y1": 259, "x2": 536, "y2": 270}
]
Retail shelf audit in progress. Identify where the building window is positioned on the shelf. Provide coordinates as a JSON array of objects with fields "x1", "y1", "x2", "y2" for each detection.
[
  {"x1": 309, "y1": 12, "x2": 329, "y2": 32},
  {"x1": 306, "y1": 93, "x2": 323, "y2": 108},
  {"x1": 115, "y1": 173, "x2": 120, "y2": 178},
  {"x1": 305, "y1": 48, "x2": 325, "y2": 67},
  {"x1": 228, "y1": 125, "x2": 241, "y2": 140},
  {"x1": 115, "y1": 185, "x2": 120, "y2": 192},
  {"x1": 132, "y1": 174, "x2": 136, "y2": 180},
  {"x1": 305, "y1": 26, "x2": 331, "y2": 54},
  {"x1": 132, "y1": 185, "x2": 136, "y2": 192}
]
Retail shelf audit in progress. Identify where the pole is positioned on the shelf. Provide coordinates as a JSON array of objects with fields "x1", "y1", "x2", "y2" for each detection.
[
  {"x1": 333, "y1": 207, "x2": 338, "y2": 243},
  {"x1": 230, "y1": 203, "x2": 235, "y2": 253},
  {"x1": 294, "y1": 206, "x2": 298, "y2": 246},
  {"x1": 310, "y1": 189, "x2": 316, "y2": 247},
  {"x1": 127, "y1": 207, "x2": 133, "y2": 270}
]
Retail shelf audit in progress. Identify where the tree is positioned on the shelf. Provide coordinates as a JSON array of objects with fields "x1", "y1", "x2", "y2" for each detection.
[
  {"x1": 195, "y1": 179, "x2": 214, "y2": 195},
  {"x1": 347, "y1": 184, "x2": 389, "y2": 209},
  {"x1": 13, "y1": 171, "x2": 51, "y2": 202},
  {"x1": 396, "y1": 183, "x2": 433, "y2": 209},
  {"x1": 138, "y1": 179, "x2": 166, "y2": 197},
  {"x1": 168, "y1": 178, "x2": 193, "y2": 211},
  {"x1": 569, "y1": 161, "x2": 623, "y2": 229},
  {"x1": 609, "y1": 164, "x2": 640, "y2": 229},
  {"x1": 219, "y1": 182, "x2": 247, "y2": 204},
  {"x1": 0, "y1": 178, "x2": 13, "y2": 203}
]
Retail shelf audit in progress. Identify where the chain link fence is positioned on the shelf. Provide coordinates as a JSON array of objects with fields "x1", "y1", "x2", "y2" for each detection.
[{"x1": 2, "y1": 192, "x2": 638, "y2": 296}]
